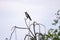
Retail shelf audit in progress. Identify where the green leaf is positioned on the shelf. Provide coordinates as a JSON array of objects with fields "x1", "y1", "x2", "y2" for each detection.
[
  {"x1": 59, "y1": 26, "x2": 60, "y2": 30},
  {"x1": 53, "y1": 19, "x2": 58, "y2": 24},
  {"x1": 53, "y1": 37, "x2": 59, "y2": 40},
  {"x1": 54, "y1": 29, "x2": 58, "y2": 33},
  {"x1": 58, "y1": 31, "x2": 60, "y2": 36}
]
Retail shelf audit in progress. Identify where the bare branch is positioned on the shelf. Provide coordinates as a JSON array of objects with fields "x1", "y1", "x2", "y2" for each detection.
[
  {"x1": 15, "y1": 26, "x2": 28, "y2": 29},
  {"x1": 9, "y1": 26, "x2": 15, "y2": 40},
  {"x1": 24, "y1": 18, "x2": 35, "y2": 37}
]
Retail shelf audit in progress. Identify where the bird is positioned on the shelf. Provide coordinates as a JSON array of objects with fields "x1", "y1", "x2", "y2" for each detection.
[{"x1": 25, "y1": 12, "x2": 32, "y2": 21}]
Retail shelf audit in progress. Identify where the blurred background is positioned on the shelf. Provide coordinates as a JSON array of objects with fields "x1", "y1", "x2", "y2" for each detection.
[{"x1": 0, "y1": 0, "x2": 60, "y2": 40}]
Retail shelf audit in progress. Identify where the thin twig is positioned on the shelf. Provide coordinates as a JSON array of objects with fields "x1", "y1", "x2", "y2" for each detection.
[
  {"x1": 15, "y1": 27, "x2": 27, "y2": 29},
  {"x1": 15, "y1": 28, "x2": 17, "y2": 40},
  {"x1": 9, "y1": 26, "x2": 15, "y2": 40}
]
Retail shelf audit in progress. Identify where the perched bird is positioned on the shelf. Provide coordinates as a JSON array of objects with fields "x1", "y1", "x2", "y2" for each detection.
[{"x1": 25, "y1": 12, "x2": 32, "y2": 21}]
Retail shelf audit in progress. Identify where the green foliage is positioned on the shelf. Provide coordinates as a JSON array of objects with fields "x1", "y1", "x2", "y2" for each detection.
[
  {"x1": 30, "y1": 10, "x2": 60, "y2": 40},
  {"x1": 54, "y1": 29, "x2": 58, "y2": 33},
  {"x1": 59, "y1": 26, "x2": 60, "y2": 30},
  {"x1": 52, "y1": 19, "x2": 58, "y2": 25},
  {"x1": 53, "y1": 37, "x2": 59, "y2": 40},
  {"x1": 45, "y1": 10, "x2": 60, "y2": 40},
  {"x1": 45, "y1": 26, "x2": 60, "y2": 40},
  {"x1": 58, "y1": 31, "x2": 60, "y2": 36},
  {"x1": 54, "y1": 19, "x2": 58, "y2": 24}
]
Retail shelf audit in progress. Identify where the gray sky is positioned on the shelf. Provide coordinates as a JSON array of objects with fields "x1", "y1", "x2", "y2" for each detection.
[{"x1": 0, "y1": 0, "x2": 60, "y2": 40}]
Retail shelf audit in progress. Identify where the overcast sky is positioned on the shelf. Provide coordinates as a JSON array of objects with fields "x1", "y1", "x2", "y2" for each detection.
[{"x1": 0, "y1": 0, "x2": 60, "y2": 40}]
